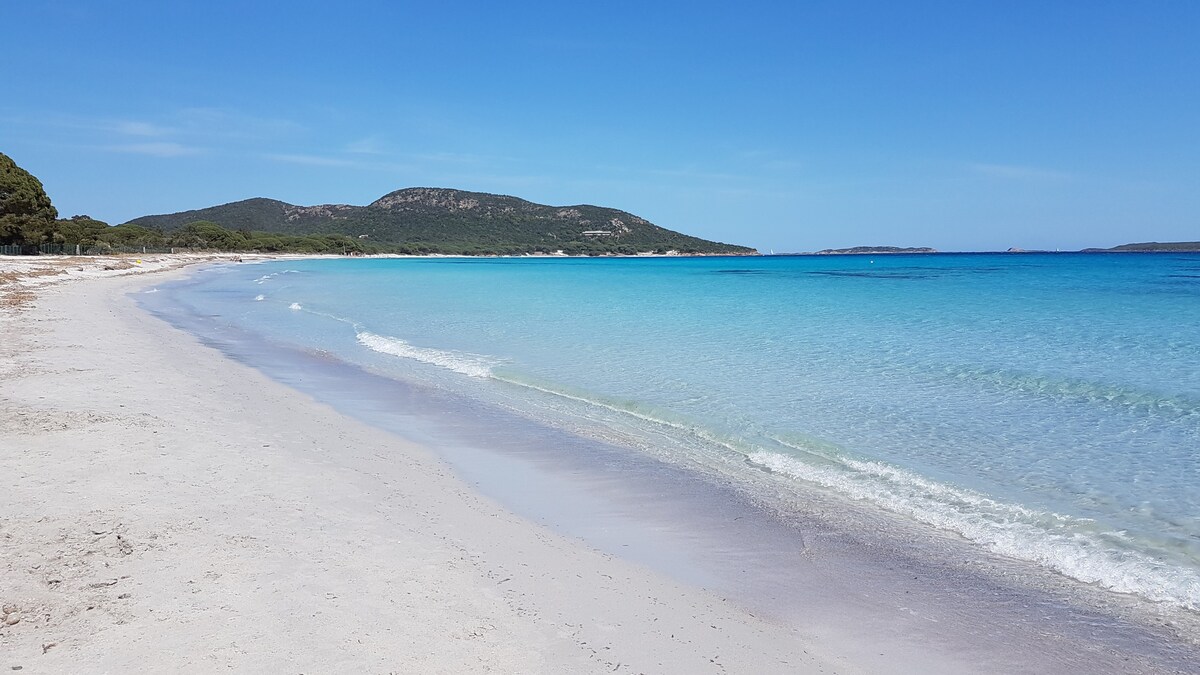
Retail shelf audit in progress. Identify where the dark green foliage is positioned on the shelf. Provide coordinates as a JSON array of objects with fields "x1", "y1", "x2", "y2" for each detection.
[
  {"x1": 48, "y1": 219, "x2": 167, "y2": 251},
  {"x1": 101, "y1": 223, "x2": 166, "y2": 246},
  {"x1": 170, "y1": 220, "x2": 248, "y2": 249},
  {"x1": 50, "y1": 215, "x2": 111, "y2": 245},
  {"x1": 128, "y1": 187, "x2": 756, "y2": 255},
  {"x1": 6, "y1": 214, "x2": 372, "y2": 254},
  {"x1": 0, "y1": 152, "x2": 59, "y2": 245}
]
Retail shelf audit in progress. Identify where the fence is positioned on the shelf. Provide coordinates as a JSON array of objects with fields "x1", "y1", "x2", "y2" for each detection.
[{"x1": 0, "y1": 243, "x2": 181, "y2": 256}]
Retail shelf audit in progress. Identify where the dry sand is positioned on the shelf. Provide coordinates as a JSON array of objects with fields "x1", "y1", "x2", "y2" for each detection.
[{"x1": 0, "y1": 256, "x2": 846, "y2": 673}]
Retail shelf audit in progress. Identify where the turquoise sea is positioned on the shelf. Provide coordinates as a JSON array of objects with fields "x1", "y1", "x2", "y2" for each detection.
[{"x1": 150, "y1": 253, "x2": 1200, "y2": 615}]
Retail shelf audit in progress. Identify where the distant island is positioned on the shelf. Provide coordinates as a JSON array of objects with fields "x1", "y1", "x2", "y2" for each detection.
[
  {"x1": 125, "y1": 188, "x2": 756, "y2": 256},
  {"x1": 1083, "y1": 241, "x2": 1200, "y2": 253},
  {"x1": 811, "y1": 246, "x2": 937, "y2": 255}
]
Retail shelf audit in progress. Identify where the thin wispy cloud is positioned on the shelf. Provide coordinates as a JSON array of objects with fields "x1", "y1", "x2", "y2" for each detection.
[
  {"x1": 175, "y1": 107, "x2": 306, "y2": 141},
  {"x1": 969, "y1": 163, "x2": 1074, "y2": 181},
  {"x1": 265, "y1": 153, "x2": 358, "y2": 167},
  {"x1": 644, "y1": 166, "x2": 748, "y2": 183},
  {"x1": 2, "y1": 113, "x2": 173, "y2": 138},
  {"x1": 107, "y1": 142, "x2": 203, "y2": 157},
  {"x1": 4, "y1": 109, "x2": 304, "y2": 153},
  {"x1": 345, "y1": 136, "x2": 386, "y2": 154},
  {"x1": 762, "y1": 159, "x2": 804, "y2": 171},
  {"x1": 262, "y1": 153, "x2": 416, "y2": 174},
  {"x1": 114, "y1": 120, "x2": 174, "y2": 137},
  {"x1": 407, "y1": 151, "x2": 519, "y2": 165},
  {"x1": 588, "y1": 162, "x2": 747, "y2": 184},
  {"x1": 734, "y1": 149, "x2": 804, "y2": 171}
]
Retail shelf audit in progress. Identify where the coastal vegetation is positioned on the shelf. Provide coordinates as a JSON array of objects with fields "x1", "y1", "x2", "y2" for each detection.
[
  {"x1": 1, "y1": 152, "x2": 753, "y2": 255},
  {"x1": 0, "y1": 152, "x2": 58, "y2": 246}
]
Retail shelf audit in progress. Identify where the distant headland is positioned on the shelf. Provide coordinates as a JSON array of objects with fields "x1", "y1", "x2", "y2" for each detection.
[
  {"x1": 124, "y1": 188, "x2": 757, "y2": 256},
  {"x1": 1082, "y1": 241, "x2": 1200, "y2": 253}
]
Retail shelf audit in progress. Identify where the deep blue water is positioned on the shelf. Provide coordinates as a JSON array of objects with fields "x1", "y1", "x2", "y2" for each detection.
[{"x1": 154, "y1": 253, "x2": 1200, "y2": 611}]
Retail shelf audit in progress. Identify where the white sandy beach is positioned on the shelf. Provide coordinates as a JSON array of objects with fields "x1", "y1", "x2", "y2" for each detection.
[{"x1": 0, "y1": 256, "x2": 846, "y2": 673}]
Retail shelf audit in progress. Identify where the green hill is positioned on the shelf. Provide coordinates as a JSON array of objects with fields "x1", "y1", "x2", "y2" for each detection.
[{"x1": 128, "y1": 188, "x2": 755, "y2": 256}]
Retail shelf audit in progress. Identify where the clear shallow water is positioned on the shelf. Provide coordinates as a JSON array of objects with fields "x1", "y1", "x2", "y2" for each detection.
[{"x1": 160, "y1": 254, "x2": 1200, "y2": 613}]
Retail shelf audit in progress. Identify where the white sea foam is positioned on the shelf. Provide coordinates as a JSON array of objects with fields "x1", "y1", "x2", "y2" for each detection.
[
  {"x1": 477, "y1": 373, "x2": 1200, "y2": 610},
  {"x1": 356, "y1": 331, "x2": 495, "y2": 378},
  {"x1": 254, "y1": 270, "x2": 300, "y2": 284},
  {"x1": 254, "y1": 294, "x2": 265, "y2": 301},
  {"x1": 748, "y1": 445, "x2": 1200, "y2": 611},
  {"x1": 143, "y1": 288, "x2": 159, "y2": 294},
  {"x1": 289, "y1": 302, "x2": 302, "y2": 310}
]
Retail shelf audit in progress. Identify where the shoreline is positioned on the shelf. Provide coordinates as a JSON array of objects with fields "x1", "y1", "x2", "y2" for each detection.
[
  {"x1": 1, "y1": 257, "x2": 844, "y2": 672},
  {"x1": 3, "y1": 256, "x2": 1198, "y2": 673},
  {"x1": 144, "y1": 258, "x2": 1200, "y2": 673}
]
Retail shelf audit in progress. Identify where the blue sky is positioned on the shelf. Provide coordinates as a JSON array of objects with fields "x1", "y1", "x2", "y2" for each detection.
[{"x1": 3, "y1": 1, "x2": 1197, "y2": 251}]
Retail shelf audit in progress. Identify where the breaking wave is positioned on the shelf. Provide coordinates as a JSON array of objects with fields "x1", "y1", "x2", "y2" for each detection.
[
  {"x1": 356, "y1": 331, "x2": 497, "y2": 378},
  {"x1": 478, "y1": 373, "x2": 1200, "y2": 611},
  {"x1": 254, "y1": 270, "x2": 300, "y2": 284},
  {"x1": 748, "y1": 438, "x2": 1200, "y2": 611}
]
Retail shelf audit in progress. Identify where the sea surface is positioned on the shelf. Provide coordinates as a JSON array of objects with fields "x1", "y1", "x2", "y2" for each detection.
[{"x1": 149, "y1": 253, "x2": 1200, "y2": 617}]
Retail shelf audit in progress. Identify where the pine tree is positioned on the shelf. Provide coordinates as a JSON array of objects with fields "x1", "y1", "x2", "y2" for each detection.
[{"x1": 0, "y1": 152, "x2": 58, "y2": 245}]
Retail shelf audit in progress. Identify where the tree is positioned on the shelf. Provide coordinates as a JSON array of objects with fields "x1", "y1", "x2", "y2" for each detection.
[
  {"x1": 52, "y1": 215, "x2": 110, "y2": 245},
  {"x1": 0, "y1": 152, "x2": 59, "y2": 245},
  {"x1": 169, "y1": 220, "x2": 248, "y2": 250},
  {"x1": 99, "y1": 223, "x2": 165, "y2": 247}
]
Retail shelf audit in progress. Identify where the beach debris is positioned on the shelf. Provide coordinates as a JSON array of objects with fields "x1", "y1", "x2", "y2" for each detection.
[
  {"x1": 88, "y1": 579, "x2": 118, "y2": 589},
  {"x1": 41, "y1": 643, "x2": 56, "y2": 654},
  {"x1": 3, "y1": 615, "x2": 19, "y2": 626},
  {"x1": 116, "y1": 533, "x2": 133, "y2": 555}
]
